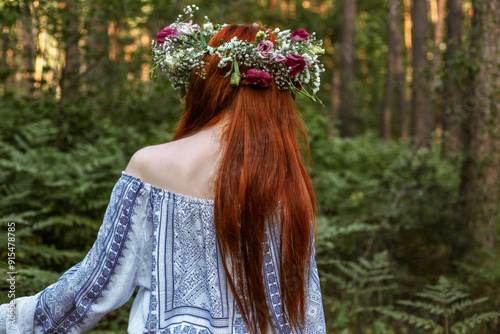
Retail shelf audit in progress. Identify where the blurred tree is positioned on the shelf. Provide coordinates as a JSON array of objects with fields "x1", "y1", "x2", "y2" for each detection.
[
  {"x1": 330, "y1": 66, "x2": 340, "y2": 133},
  {"x1": 430, "y1": 0, "x2": 445, "y2": 91},
  {"x1": 442, "y1": 0, "x2": 464, "y2": 153},
  {"x1": 56, "y1": 0, "x2": 82, "y2": 148},
  {"x1": 411, "y1": 0, "x2": 433, "y2": 146},
  {"x1": 434, "y1": 0, "x2": 445, "y2": 59},
  {"x1": 1, "y1": 33, "x2": 8, "y2": 83},
  {"x1": 382, "y1": 0, "x2": 395, "y2": 143},
  {"x1": 429, "y1": 0, "x2": 445, "y2": 143},
  {"x1": 383, "y1": 0, "x2": 406, "y2": 143},
  {"x1": 22, "y1": 0, "x2": 35, "y2": 96},
  {"x1": 84, "y1": 0, "x2": 110, "y2": 91},
  {"x1": 269, "y1": 0, "x2": 278, "y2": 12},
  {"x1": 394, "y1": 0, "x2": 407, "y2": 140},
  {"x1": 402, "y1": 0, "x2": 412, "y2": 137},
  {"x1": 461, "y1": 0, "x2": 500, "y2": 254},
  {"x1": 339, "y1": 0, "x2": 358, "y2": 136},
  {"x1": 0, "y1": 2, "x2": 16, "y2": 88}
]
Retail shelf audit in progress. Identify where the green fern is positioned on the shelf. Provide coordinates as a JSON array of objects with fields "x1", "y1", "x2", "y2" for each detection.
[
  {"x1": 451, "y1": 312, "x2": 500, "y2": 334},
  {"x1": 373, "y1": 307, "x2": 443, "y2": 333},
  {"x1": 373, "y1": 276, "x2": 500, "y2": 334},
  {"x1": 324, "y1": 251, "x2": 397, "y2": 324}
]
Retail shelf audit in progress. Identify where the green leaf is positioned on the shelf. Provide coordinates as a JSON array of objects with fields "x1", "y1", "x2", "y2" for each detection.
[{"x1": 451, "y1": 312, "x2": 500, "y2": 333}]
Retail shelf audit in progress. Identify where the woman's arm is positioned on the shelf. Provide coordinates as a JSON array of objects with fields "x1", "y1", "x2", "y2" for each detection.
[{"x1": 0, "y1": 174, "x2": 151, "y2": 333}]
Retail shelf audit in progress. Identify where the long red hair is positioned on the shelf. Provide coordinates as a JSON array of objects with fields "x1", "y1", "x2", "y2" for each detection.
[{"x1": 174, "y1": 24, "x2": 316, "y2": 333}]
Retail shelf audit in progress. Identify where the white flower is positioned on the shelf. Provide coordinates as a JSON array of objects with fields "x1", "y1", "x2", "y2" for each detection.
[
  {"x1": 165, "y1": 55, "x2": 175, "y2": 67},
  {"x1": 152, "y1": 5, "x2": 324, "y2": 103},
  {"x1": 176, "y1": 21, "x2": 200, "y2": 35}
]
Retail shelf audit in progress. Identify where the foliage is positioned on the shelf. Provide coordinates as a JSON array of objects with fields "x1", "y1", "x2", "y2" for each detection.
[
  {"x1": 311, "y1": 125, "x2": 463, "y2": 268},
  {"x1": 319, "y1": 251, "x2": 397, "y2": 332},
  {"x1": 373, "y1": 277, "x2": 500, "y2": 334},
  {"x1": 307, "y1": 112, "x2": 497, "y2": 332},
  {"x1": 0, "y1": 0, "x2": 499, "y2": 332}
]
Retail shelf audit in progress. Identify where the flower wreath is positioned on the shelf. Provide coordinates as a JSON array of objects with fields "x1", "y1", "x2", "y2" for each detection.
[{"x1": 150, "y1": 5, "x2": 326, "y2": 103}]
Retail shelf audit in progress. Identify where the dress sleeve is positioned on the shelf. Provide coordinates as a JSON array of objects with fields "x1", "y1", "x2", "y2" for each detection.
[
  {"x1": 303, "y1": 246, "x2": 327, "y2": 334},
  {"x1": 0, "y1": 174, "x2": 152, "y2": 334}
]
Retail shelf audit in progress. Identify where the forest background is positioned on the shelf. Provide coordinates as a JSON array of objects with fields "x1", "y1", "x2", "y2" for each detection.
[{"x1": 0, "y1": 0, "x2": 499, "y2": 333}]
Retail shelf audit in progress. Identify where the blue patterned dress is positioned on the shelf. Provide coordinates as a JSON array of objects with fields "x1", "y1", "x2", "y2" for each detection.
[{"x1": 0, "y1": 172, "x2": 326, "y2": 333}]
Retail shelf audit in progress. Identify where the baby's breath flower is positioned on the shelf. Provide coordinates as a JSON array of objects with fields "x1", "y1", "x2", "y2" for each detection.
[{"x1": 151, "y1": 6, "x2": 325, "y2": 103}]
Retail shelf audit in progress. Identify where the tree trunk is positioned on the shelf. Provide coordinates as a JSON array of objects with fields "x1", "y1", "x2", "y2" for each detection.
[
  {"x1": 330, "y1": 65, "x2": 340, "y2": 136},
  {"x1": 402, "y1": 0, "x2": 412, "y2": 139},
  {"x1": 85, "y1": 0, "x2": 110, "y2": 88},
  {"x1": 382, "y1": 0, "x2": 395, "y2": 143},
  {"x1": 383, "y1": 0, "x2": 406, "y2": 143},
  {"x1": 461, "y1": 0, "x2": 500, "y2": 254},
  {"x1": 411, "y1": 0, "x2": 433, "y2": 147},
  {"x1": 61, "y1": 1, "x2": 80, "y2": 98},
  {"x1": 394, "y1": 0, "x2": 407, "y2": 140},
  {"x1": 56, "y1": 1, "x2": 81, "y2": 148},
  {"x1": 339, "y1": 0, "x2": 358, "y2": 137},
  {"x1": 442, "y1": 0, "x2": 464, "y2": 153},
  {"x1": 395, "y1": 40, "x2": 407, "y2": 140},
  {"x1": 22, "y1": 2, "x2": 35, "y2": 96},
  {"x1": 430, "y1": 0, "x2": 446, "y2": 138},
  {"x1": 431, "y1": 0, "x2": 445, "y2": 64},
  {"x1": 1, "y1": 32, "x2": 11, "y2": 83}
]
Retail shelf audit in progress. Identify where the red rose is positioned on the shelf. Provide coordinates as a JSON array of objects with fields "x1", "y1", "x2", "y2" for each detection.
[
  {"x1": 290, "y1": 29, "x2": 310, "y2": 41},
  {"x1": 157, "y1": 26, "x2": 179, "y2": 44},
  {"x1": 241, "y1": 69, "x2": 274, "y2": 88},
  {"x1": 285, "y1": 55, "x2": 306, "y2": 76}
]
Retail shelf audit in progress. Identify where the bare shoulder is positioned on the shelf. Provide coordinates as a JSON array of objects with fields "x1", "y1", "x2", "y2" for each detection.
[
  {"x1": 124, "y1": 133, "x2": 222, "y2": 199},
  {"x1": 125, "y1": 142, "x2": 179, "y2": 181}
]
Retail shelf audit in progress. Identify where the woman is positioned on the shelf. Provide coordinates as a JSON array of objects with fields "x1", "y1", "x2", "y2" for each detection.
[{"x1": 0, "y1": 10, "x2": 326, "y2": 333}]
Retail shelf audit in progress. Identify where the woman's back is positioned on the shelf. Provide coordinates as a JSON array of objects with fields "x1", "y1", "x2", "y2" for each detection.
[
  {"x1": 125, "y1": 123, "x2": 226, "y2": 201},
  {"x1": 120, "y1": 115, "x2": 326, "y2": 332},
  {"x1": 119, "y1": 169, "x2": 324, "y2": 333},
  {"x1": 0, "y1": 166, "x2": 325, "y2": 333},
  {"x1": 150, "y1": 21, "x2": 325, "y2": 333}
]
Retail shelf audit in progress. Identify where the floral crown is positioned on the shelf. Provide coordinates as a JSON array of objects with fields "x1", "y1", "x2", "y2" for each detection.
[{"x1": 150, "y1": 5, "x2": 326, "y2": 103}]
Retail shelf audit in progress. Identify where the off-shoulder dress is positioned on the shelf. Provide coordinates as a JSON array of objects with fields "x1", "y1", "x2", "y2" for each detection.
[{"x1": 0, "y1": 172, "x2": 326, "y2": 333}]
